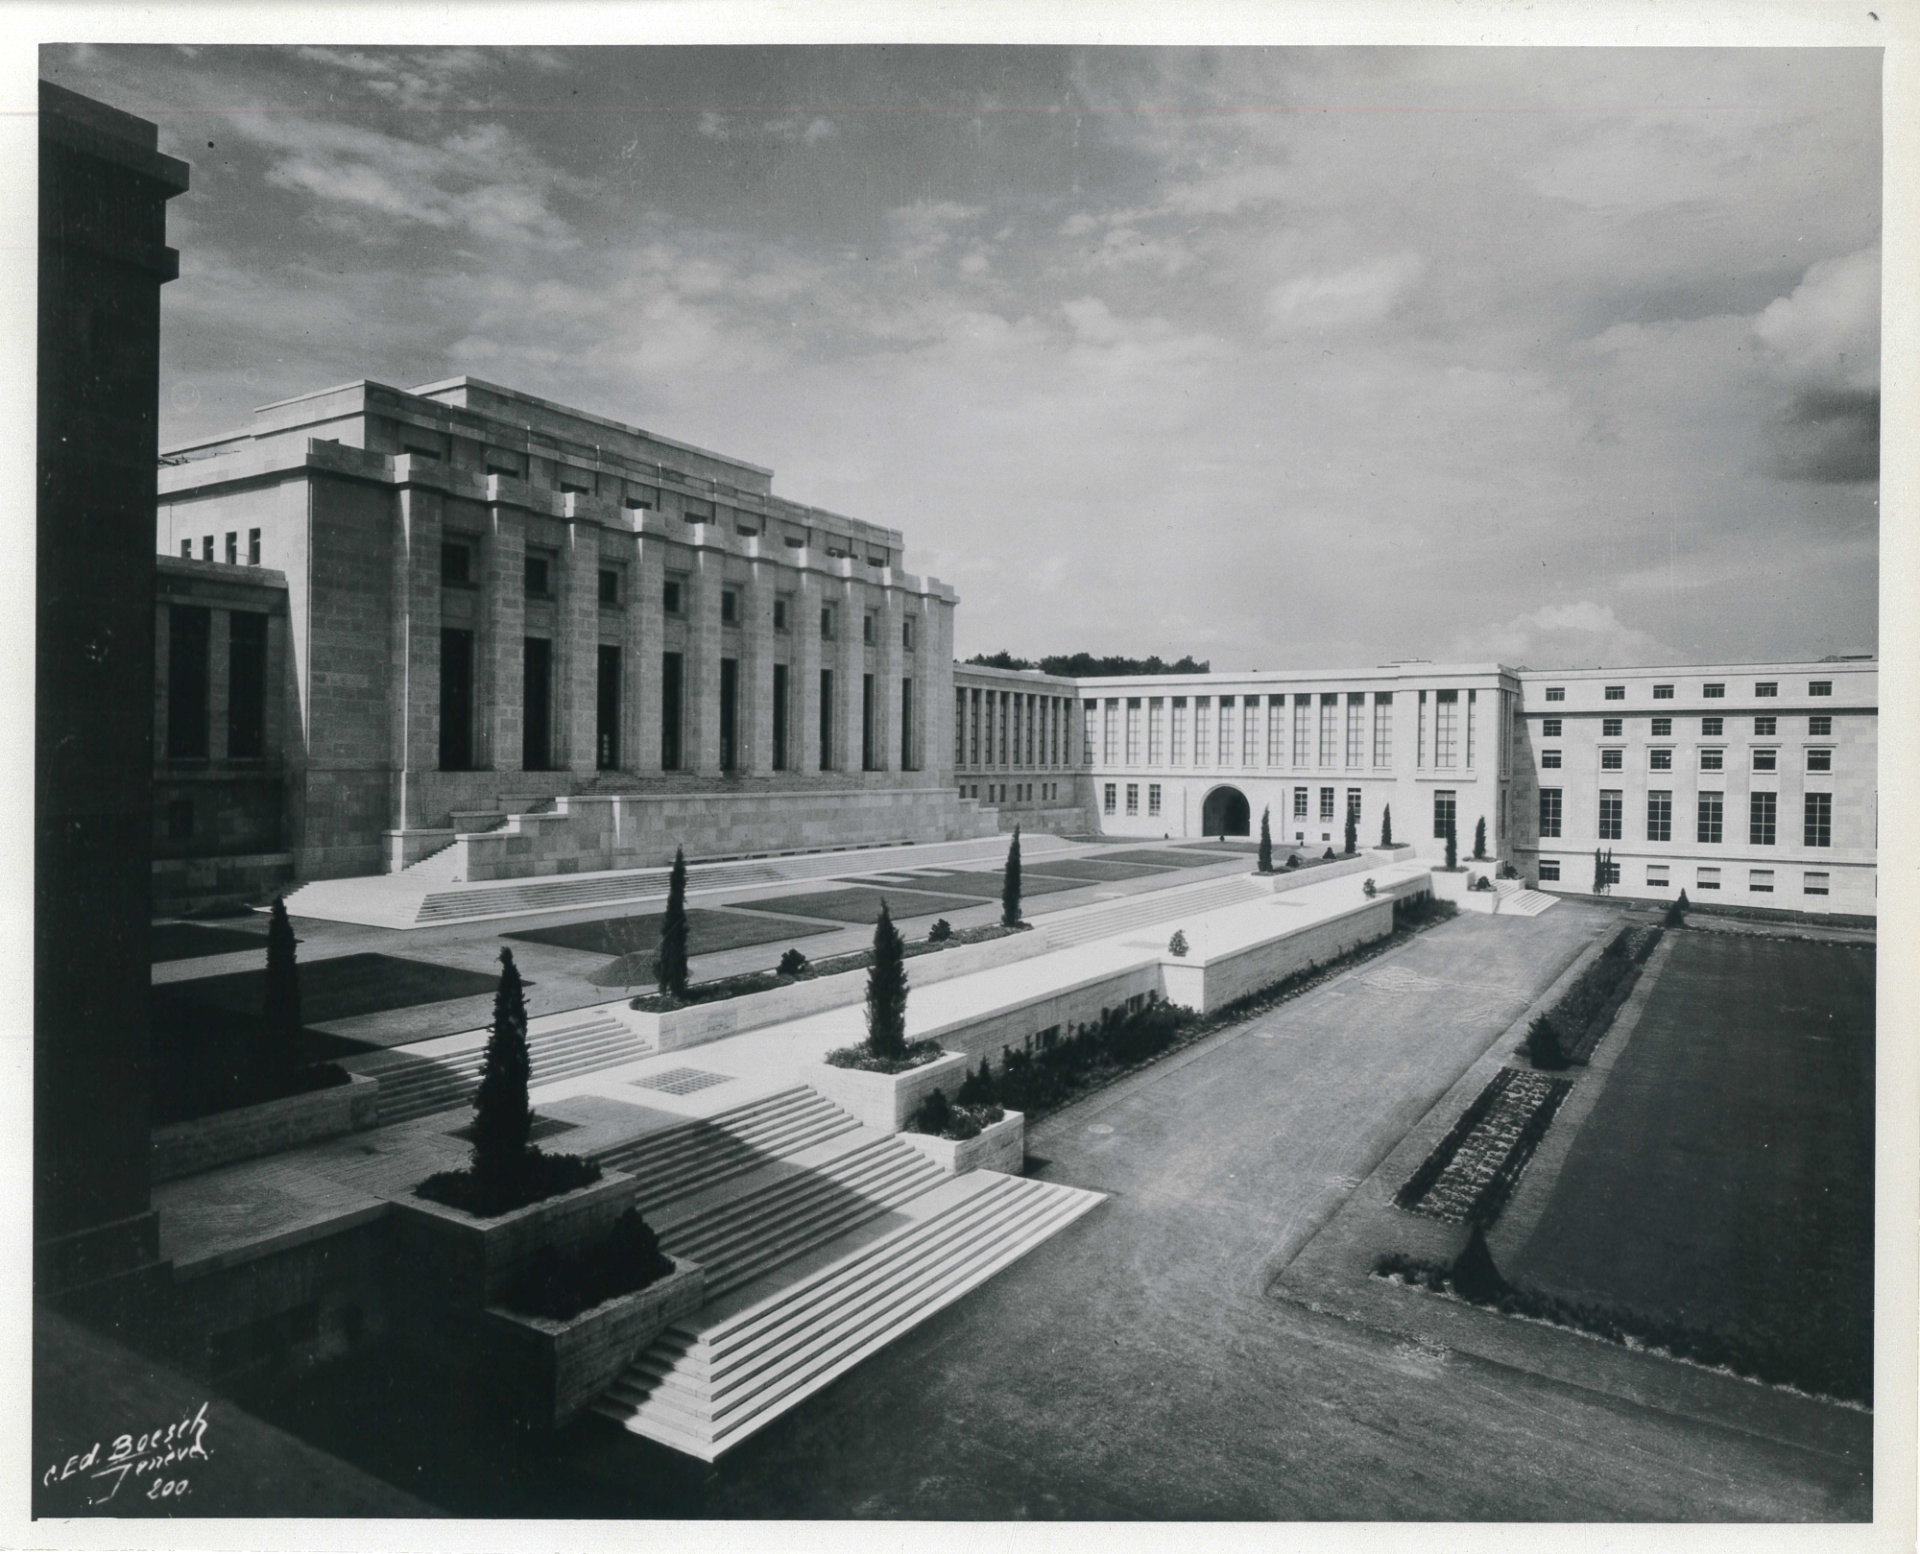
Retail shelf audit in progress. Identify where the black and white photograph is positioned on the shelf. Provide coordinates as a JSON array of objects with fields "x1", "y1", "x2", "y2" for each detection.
[{"x1": 19, "y1": 3, "x2": 1914, "y2": 1539}]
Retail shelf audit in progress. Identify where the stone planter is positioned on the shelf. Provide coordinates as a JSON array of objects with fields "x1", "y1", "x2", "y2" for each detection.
[
  {"x1": 481, "y1": 1258, "x2": 704, "y2": 1428},
  {"x1": 899, "y1": 1110, "x2": 1025, "y2": 1176},
  {"x1": 1159, "y1": 898, "x2": 1395, "y2": 1014},
  {"x1": 1429, "y1": 864, "x2": 1501, "y2": 905},
  {"x1": 387, "y1": 1170, "x2": 638, "y2": 1365},
  {"x1": 1370, "y1": 843, "x2": 1418, "y2": 862},
  {"x1": 801, "y1": 1050, "x2": 971, "y2": 1133},
  {"x1": 152, "y1": 1071, "x2": 380, "y2": 1183}
]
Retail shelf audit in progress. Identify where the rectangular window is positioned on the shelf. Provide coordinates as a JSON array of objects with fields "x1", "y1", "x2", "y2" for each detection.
[
  {"x1": 1755, "y1": 681, "x2": 1777, "y2": 698},
  {"x1": 1602, "y1": 717, "x2": 1623, "y2": 738},
  {"x1": 1433, "y1": 690, "x2": 1458, "y2": 768},
  {"x1": 1700, "y1": 748, "x2": 1724, "y2": 771},
  {"x1": 1646, "y1": 790, "x2": 1672, "y2": 842},
  {"x1": 1538, "y1": 859, "x2": 1561, "y2": 882},
  {"x1": 1701, "y1": 717, "x2": 1723, "y2": 736},
  {"x1": 201, "y1": 535, "x2": 213, "y2": 561},
  {"x1": 599, "y1": 568, "x2": 620, "y2": 606},
  {"x1": 1651, "y1": 717, "x2": 1671, "y2": 737},
  {"x1": 1754, "y1": 716, "x2": 1777, "y2": 736},
  {"x1": 661, "y1": 652, "x2": 684, "y2": 770},
  {"x1": 773, "y1": 664, "x2": 790, "y2": 772},
  {"x1": 861, "y1": 673, "x2": 876, "y2": 771},
  {"x1": 902, "y1": 618, "x2": 916, "y2": 651},
  {"x1": 1809, "y1": 714, "x2": 1832, "y2": 736},
  {"x1": 1432, "y1": 788, "x2": 1456, "y2": 840},
  {"x1": 1126, "y1": 699, "x2": 1142, "y2": 765},
  {"x1": 1218, "y1": 697, "x2": 1235, "y2": 767},
  {"x1": 1807, "y1": 748, "x2": 1832, "y2": 772},
  {"x1": 1194, "y1": 697, "x2": 1212, "y2": 764},
  {"x1": 1084, "y1": 701, "x2": 1098, "y2": 765},
  {"x1": 1347, "y1": 788, "x2": 1361, "y2": 825},
  {"x1": 524, "y1": 555, "x2": 552, "y2": 597},
  {"x1": 1753, "y1": 748, "x2": 1777, "y2": 772},
  {"x1": 1604, "y1": 685, "x2": 1624, "y2": 701},
  {"x1": 1319, "y1": 693, "x2": 1338, "y2": 766},
  {"x1": 1601, "y1": 749, "x2": 1623, "y2": 771},
  {"x1": 1538, "y1": 788, "x2": 1563, "y2": 839},
  {"x1": 441, "y1": 541, "x2": 472, "y2": 586},
  {"x1": 596, "y1": 645, "x2": 621, "y2": 769},
  {"x1": 1697, "y1": 866, "x2": 1721, "y2": 890},
  {"x1": 1541, "y1": 718, "x2": 1562, "y2": 738},
  {"x1": 1103, "y1": 783, "x2": 1117, "y2": 816},
  {"x1": 1541, "y1": 750, "x2": 1562, "y2": 768},
  {"x1": 179, "y1": 539, "x2": 191, "y2": 559},
  {"x1": 1170, "y1": 697, "x2": 1186, "y2": 765},
  {"x1": 224, "y1": 532, "x2": 237, "y2": 565},
  {"x1": 663, "y1": 577, "x2": 684, "y2": 615},
  {"x1": 1320, "y1": 787, "x2": 1335, "y2": 822},
  {"x1": 1373, "y1": 693, "x2": 1393, "y2": 767},
  {"x1": 1649, "y1": 748, "x2": 1672, "y2": 771},
  {"x1": 1126, "y1": 783, "x2": 1139, "y2": 816},
  {"x1": 718, "y1": 658, "x2": 740, "y2": 770},
  {"x1": 722, "y1": 590, "x2": 740, "y2": 626},
  {"x1": 1809, "y1": 680, "x2": 1832, "y2": 696},
  {"x1": 1750, "y1": 869, "x2": 1775, "y2": 893},
  {"x1": 247, "y1": 529, "x2": 261, "y2": 566},
  {"x1": 901, "y1": 678, "x2": 915, "y2": 770},
  {"x1": 226, "y1": 611, "x2": 268, "y2": 760},
  {"x1": 1293, "y1": 787, "x2": 1307, "y2": 818},
  {"x1": 1750, "y1": 791, "x2": 1777, "y2": 846},
  {"x1": 819, "y1": 668, "x2": 834, "y2": 769},
  {"x1": 1544, "y1": 687, "x2": 1565, "y2": 702},
  {"x1": 1346, "y1": 692, "x2": 1365, "y2": 767},
  {"x1": 1268, "y1": 695, "x2": 1285, "y2": 765},
  {"x1": 1293, "y1": 694, "x2": 1311, "y2": 766},
  {"x1": 522, "y1": 638, "x2": 552, "y2": 769},
  {"x1": 820, "y1": 604, "x2": 836, "y2": 639},
  {"x1": 862, "y1": 613, "x2": 875, "y2": 645},
  {"x1": 1804, "y1": 872, "x2": 1830, "y2": 896},
  {"x1": 1248, "y1": 698, "x2": 1263, "y2": 766},
  {"x1": 1697, "y1": 791, "x2": 1724, "y2": 844},
  {"x1": 438, "y1": 628, "x2": 474, "y2": 770},
  {"x1": 1653, "y1": 684, "x2": 1674, "y2": 700},
  {"x1": 1149, "y1": 783, "x2": 1162, "y2": 817},
  {"x1": 1703, "y1": 682, "x2": 1725, "y2": 698},
  {"x1": 1104, "y1": 700, "x2": 1121, "y2": 765},
  {"x1": 1149, "y1": 699, "x2": 1165, "y2": 766},
  {"x1": 1598, "y1": 790, "x2": 1623, "y2": 840},
  {"x1": 1804, "y1": 792, "x2": 1832, "y2": 847},
  {"x1": 1647, "y1": 866, "x2": 1670, "y2": 888}
]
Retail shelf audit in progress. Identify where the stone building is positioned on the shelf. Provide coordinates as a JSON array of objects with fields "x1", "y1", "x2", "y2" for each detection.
[
  {"x1": 950, "y1": 661, "x2": 1091, "y2": 834},
  {"x1": 154, "y1": 377, "x2": 993, "y2": 897}
]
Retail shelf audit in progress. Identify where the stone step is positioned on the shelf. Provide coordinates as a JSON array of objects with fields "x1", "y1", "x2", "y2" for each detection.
[
  {"x1": 351, "y1": 1013, "x2": 651, "y2": 1126},
  {"x1": 595, "y1": 1172, "x2": 1104, "y2": 1459},
  {"x1": 660, "y1": 1135, "x2": 945, "y2": 1298},
  {"x1": 1498, "y1": 889, "x2": 1559, "y2": 917}
]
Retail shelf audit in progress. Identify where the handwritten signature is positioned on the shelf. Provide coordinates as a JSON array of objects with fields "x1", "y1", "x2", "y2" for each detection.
[{"x1": 42, "y1": 1401, "x2": 211, "y2": 1506}]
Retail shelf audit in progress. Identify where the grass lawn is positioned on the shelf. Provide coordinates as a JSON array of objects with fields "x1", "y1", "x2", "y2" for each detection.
[
  {"x1": 504, "y1": 907, "x2": 834, "y2": 958},
  {"x1": 729, "y1": 885, "x2": 982, "y2": 925},
  {"x1": 1087, "y1": 849, "x2": 1212, "y2": 869},
  {"x1": 151, "y1": 922, "x2": 269, "y2": 962},
  {"x1": 1015, "y1": 858, "x2": 1179, "y2": 883},
  {"x1": 160, "y1": 952, "x2": 505, "y2": 1024},
  {"x1": 1507, "y1": 929, "x2": 1874, "y2": 1401},
  {"x1": 856, "y1": 869, "x2": 1083, "y2": 899}
]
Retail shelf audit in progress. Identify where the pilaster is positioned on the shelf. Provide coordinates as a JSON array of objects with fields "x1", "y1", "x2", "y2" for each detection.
[
  {"x1": 794, "y1": 569, "x2": 823, "y2": 774},
  {"x1": 690, "y1": 547, "x2": 724, "y2": 774},
  {"x1": 628, "y1": 531, "x2": 663, "y2": 775},
  {"x1": 745, "y1": 559, "x2": 775, "y2": 777},
  {"x1": 484, "y1": 505, "x2": 526, "y2": 772},
  {"x1": 389, "y1": 485, "x2": 443, "y2": 830},
  {"x1": 562, "y1": 519, "x2": 599, "y2": 775}
]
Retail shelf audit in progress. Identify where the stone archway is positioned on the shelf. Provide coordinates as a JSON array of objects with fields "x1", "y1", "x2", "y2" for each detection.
[{"x1": 1199, "y1": 785, "x2": 1251, "y2": 838}]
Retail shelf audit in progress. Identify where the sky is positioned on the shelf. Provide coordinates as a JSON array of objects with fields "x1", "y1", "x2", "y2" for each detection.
[{"x1": 45, "y1": 44, "x2": 1882, "y2": 672}]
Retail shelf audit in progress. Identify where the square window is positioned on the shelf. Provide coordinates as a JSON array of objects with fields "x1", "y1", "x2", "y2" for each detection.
[
  {"x1": 1653, "y1": 684, "x2": 1674, "y2": 700},
  {"x1": 1701, "y1": 717, "x2": 1723, "y2": 736},
  {"x1": 1803, "y1": 872, "x2": 1830, "y2": 896},
  {"x1": 598, "y1": 569, "x2": 620, "y2": 606},
  {"x1": 1649, "y1": 748, "x2": 1672, "y2": 771},
  {"x1": 721, "y1": 590, "x2": 740, "y2": 625},
  {"x1": 1700, "y1": 748, "x2": 1723, "y2": 771},
  {"x1": 1807, "y1": 748, "x2": 1832, "y2": 772},
  {"x1": 1809, "y1": 680, "x2": 1832, "y2": 697},
  {"x1": 1752, "y1": 748, "x2": 1777, "y2": 772},
  {"x1": 773, "y1": 598, "x2": 789, "y2": 632},
  {"x1": 1750, "y1": 869, "x2": 1774, "y2": 893},
  {"x1": 1541, "y1": 718, "x2": 1562, "y2": 738},
  {"x1": 1702, "y1": 683, "x2": 1725, "y2": 698},
  {"x1": 1604, "y1": 685, "x2": 1625, "y2": 701},
  {"x1": 1544, "y1": 687, "x2": 1565, "y2": 702},
  {"x1": 1601, "y1": 748, "x2": 1623, "y2": 771},
  {"x1": 663, "y1": 578, "x2": 684, "y2": 614},
  {"x1": 1754, "y1": 716, "x2": 1776, "y2": 736},
  {"x1": 1541, "y1": 750, "x2": 1561, "y2": 769},
  {"x1": 1808, "y1": 715, "x2": 1832, "y2": 736},
  {"x1": 1755, "y1": 681, "x2": 1777, "y2": 698},
  {"x1": 1696, "y1": 866, "x2": 1720, "y2": 890},
  {"x1": 1647, "y1": 867, "x2": 1669, "y2": 887},
  {"x1": 1538, "y1": 859, "x2": 1561, "y2": 882},
  {"x1": 1601, "y1": 717, "x2": 1623, "y2": 737},
  {"x1": 1650, "y1": 717, "x2": 1672, "y2": 737}
]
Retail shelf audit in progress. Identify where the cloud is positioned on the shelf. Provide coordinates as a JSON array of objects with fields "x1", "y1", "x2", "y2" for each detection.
[
  {"x1": 1754, "y1": 247, "x2": 1880, "y2": 482},
  {"x1": 1452, "y1": 601, "x2": 1675, "y2": 669},
  {"x1": 1265, "y1": 252, "x2": 1424, "y2": 332}
]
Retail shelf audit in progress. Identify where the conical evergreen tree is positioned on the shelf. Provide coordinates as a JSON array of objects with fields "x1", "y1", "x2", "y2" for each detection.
[
  {"x1": 1444, "y1": 815, "x2": 1458, "y2": 871},
  {"x1": 1001, "y1": 826, "x2": 1023, "y2": 927},
  {"x1": 653, "y1": 846, "x2": 690, "y2": 999},
  {"x1": 1451, "y1": 1221, "x2": 1509, "y2": 1304},
  {"x1": 865, "y1": 900, "x2": 910, "y2": 1062},
  {"x1": 1664, "y1": 888, "x2": 1690, "y2": 928},
  {"x1": 472, "y1": 947, "x2": 533, "y2": 1194},
  {"x1": 1473, "y1": 816, "x2": 1487, "y2": 861},
  {"x1": 262, "y1": 897, "x2": 303, "y2": 1091},
  {"x1": 1525, "y1": 1013, "x2": 1568, "y2": 1071},
  {"x1": 1343, "y1": 806, "x2": 1358, "y2": 857},
  {"x1": 1380, "y1": 805, "x2": 1394, "y2": 847},
  {"x1": 1257, "y1": 807, "x2": 1274, "y2": 873}
]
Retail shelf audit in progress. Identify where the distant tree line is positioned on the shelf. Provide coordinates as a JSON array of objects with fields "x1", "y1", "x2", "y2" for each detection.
[{"x1": 966, "y1": 650, "x2": 1211, "y2": 677}]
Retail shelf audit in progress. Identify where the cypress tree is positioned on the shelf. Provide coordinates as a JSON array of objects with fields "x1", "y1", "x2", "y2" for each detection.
[
  {"x1": 1452, "y1": 1221, "x2": 1509, "y2": 1305},
  {"x1": 1343, "y1": 806, "x2": 1358, "y2": 857},
  {"x1": 263, "y1": 896, "x2": 303, "y2": 1091},
  {"x1": 1473, "y1": 816, "x2": 1487, "y2": 861},
  {"x1": 865, "y1": 900, "x2": 910, "y2": 1062},
  {"x1": 472, "y1": 947, "x2": 533, "y2": 1195},
  {"x1": 1593, "y1": 847, "x2": 1612, "y2": 896},
  {"x1": 1380, "y1": 804, "x2": 1394, "y2": 847},
  {"x1": 1444, "y1": 815, "x2": 1458, "y2": 871},
  {"x1": 653, "y1": 846, "x2": 690, "y2": 1000},
  {"x1": 1257, "y1": 807, "x2": 1274, "y2": 873},
  {"x1": 1664, "y1": 888, "x2": 1690, "y2": 928},
  {"x1": 1001, "y1": 826, "x2": 1023, "y2": 928}
]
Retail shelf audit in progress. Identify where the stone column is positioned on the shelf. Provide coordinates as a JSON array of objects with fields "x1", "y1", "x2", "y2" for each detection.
[
  {"x1": 389, "y1": 485, "x2": 443, "y2": 831},
  {"x1": 207, "y1": 607, "x2": 232, "y2": 760},
  {"x1": 745, "y1": 558, "x2": 775, "y2": 776},
  {"x1": 794, "y1": 568, "x2": 823, "y2": 774},
  {"x1": 628, "y1": 530, "x2": 664, "y2": 775},
  {"x1": 835, "y1": 575, "x2": 861, "y2": 774},
  {"x1": 484, "y1": 503, "x2": 526, "y2": 773},
  {"x1": 875, "y1": 586, "x2": 902, "y2": 773},
  {"x1": 689, "y1": 546, "x2": 724, "y2": 774},
  {"x1": 562, "y1": 518, "x2": 600, "y2": 776}
]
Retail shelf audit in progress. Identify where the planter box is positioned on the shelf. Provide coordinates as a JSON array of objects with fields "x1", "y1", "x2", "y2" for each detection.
[
  {"x1": 1370, "y1": 843, "x2": 1418, "y2": 862},
  {"x1": 152, "y1": 1071, "x2": 380, "y2": 1183},
  {"x1": 1253, "y1": 852, "x2": 1384, "y2": 894},
  {"x1": 1429, "y1": 863, "x2": 1503, "y2": 905},
  {"x1": 633, "y1": 929, "x2": 1053, "y2": 1054},
  {"x1": 1159, "y1": 899, "x2": 1395, "y2": 1014},
  {"x1": 481, "y1": 1258, "x2": 704, "y2": 1428},
  {"x1": 899, "y1": 1110, "x2": 1025, "y2": 1176},
  {"x1": 801, "y1": 1050, "x2": 971, "y2": 1134},
  {"x1": 387, "y1": 1170, "x2": 638, "y2": 1365}
]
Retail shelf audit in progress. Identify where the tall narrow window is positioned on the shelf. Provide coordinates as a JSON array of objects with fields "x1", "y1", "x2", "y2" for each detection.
[
  {"x1": 661, "y1": 652, "x2": 684, "y2": 770},
  {"x1": 1538, "y1": 789, "x2": 1562, "y2": 839},
  {"x1": 819, "y1": 668, "x2": 834, "y2": 770},
  {"x1": 1433, "y1": 690, "x2": 1458, "y2": 768},
  {"x1": 1267, "y1": 695, "x2": 1285, "y2": 765},
  {"x1": 775, "y1": 664, "x2": 791, "y2": 772},
  {"x1": 1320, "y1": 787, "x2": 1335, "y2": 822},
  {"x1": 1319, "y1": 694, "x2": 1337, "y2": 766},
  {"x1": 523, "y1": 638, "x2": 552, "y2": 769},
  {"x1": 719, "y1": 658, "x2": 740, "y2": 770},
  {"x1": 167, "y1": 603, "x2": 210, "y2": 760},
  {"x1": 1803, "y1": 792, "x2": 1831, "y2": 848},
  {"x1": 1170, "y1": 697, "x2": 1187, "y2": 765},
  {"x1": 954, "y1": 687, "x2": 965, "y2": 767},
  {"x1": 1218, "y1": 697, "x2": 1235, "y2": 768},
  {"x1": 1432, "y1": 788, "x2": 1456, "y2": 840},
  {"x1": 224, "y1": 532, "x2": 237, "y2": 565},
  {"x1": 1084, "y1": 701, "x2": 1098, "y2": 765},
  {"x1": 1243, "y1": 697, "x2": 1259, "y2": 766},
  {"x1": 439, "y1": 629, "x2": 475, "y2": 771},
  {"x1": 1126, "y1": 698, "x2": 1142, "y2": 765},
  {"x1": 900, "y1": 678, "x2": 915, "y2": 770},
  {"x1": 1194, "y1": 698, "x2": 1211, "y2": 764},
  {"x1": 1597, "y1": 789, "x2": 1622, "y2": 841},
  {"x1": 1293, "y1": 787, "x2": 1308, "y2": 819},
  {"x1": 1148, "y1": 699, "x2": 1164, "y2": 766},
  {"x1": 247, "y1": 528, "x2": 261, "y2": 566},
  {"x1": 861, "y1": 673, "x2": 876, "y2": 771},
  {"x1": 1346, "y1": 692, "x2": 1365, "y2": 767},
  {"x1": 227, "y1": 611, "x2": 267, "y2": 760},
  {"x1": 597, "y1": 645, "x2": 622, "y2": 769},
  {"x1": 1697, "y1": 792, "x2": 1723, "y2": 844},
  {"x1": 1293, "y1": 694, "x2": 1311, "y2": 767},
  {"x1": 1372, "y1": 693, "x2": 1393, "y2": 767},
  {"x1": 1646, "y1": 790, "x2": 1672, "y2": 842},
  {"x1": 1466, "y1": 688, "x2": 1476, "y2": 769},
  {"x1": 1750, "y1": 791, "x2": 1777, "y2": 846},
  {"x1": 1104, "y1": 699, "x2": 1120, "y2": 765}
]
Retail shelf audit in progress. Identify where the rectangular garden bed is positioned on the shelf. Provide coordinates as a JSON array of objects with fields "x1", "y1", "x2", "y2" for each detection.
[
  {"x1": 1396, "y1": 1067, "x2": 1572, "y2": 1226},
  {"x1": 899, "y1": 1110, "x2": 1025, "y2": 1175},
  {"x1": 802, "y1": 1050, "x2": 971, "y2": 1133}
]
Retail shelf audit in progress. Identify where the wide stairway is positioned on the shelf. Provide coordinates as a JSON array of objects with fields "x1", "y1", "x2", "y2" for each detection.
[
  {"x1": 1041, "y1": 872, "x2": 1271, "y2": 949},
  {"x1": 346, "y1": 1011, "x2": 655, "y2": 1127},
  {"x1": 1492, "y1": 879, "x2": 1559, "y2": 917},
  {"x1": 585, "y1": 1085, "x2": 1104, "y2": 1460}
]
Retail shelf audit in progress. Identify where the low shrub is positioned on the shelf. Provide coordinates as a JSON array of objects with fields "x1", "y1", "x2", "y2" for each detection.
[
  {"x1": 1524, "y1": 1013, "x2": 1568, "y2": 1070},
  {"x1": 1322, "y1": 847, "x2": 1336, "y2": 861},
  {"x1": 823, "y1": 1036, "x2": 944, "y2": 1074},
  {"x1": 1168, "y1": 929, "x2": 1189, "y2": 957},
  {"x1": 904, "y1": 1086, "x2": 1005, "y2": 1142},
  {"x1": 777, "y1": 947, "x2": 811, "y2": 977},
  {"x1": 1285, "y1": 855, "x2": 1300, "y2": 871},
  {"x1": 1498, "y1": 862, "x2": 1520, "y2": 881},
  {"x1": 1663, "y1": 889, "x2": 1689, "y2": 928},
  {"x1": 1392, "y1": 892, "x2": 1458, "y2": 931},
  {"x1": 416, "y1": 1148, "x2": 603, "y2": 1220},
  {"x1": 928, "y1": 918, "x2": 953, "y2": 943},
  {"x1": 1468, "y1": 875, "x2": 1495, "y2": 893},
  {"x1": 1362, "y1": 877, "x2": 1378, "y2": 898},
  {"x1": 496, "y1": 1207, "x2": 674, "y2": 1322}
]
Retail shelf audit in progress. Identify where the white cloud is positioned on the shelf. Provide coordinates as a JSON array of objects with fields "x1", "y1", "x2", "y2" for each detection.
[
  {"x1": 1452, "y1": 601, "x2": 1675, "y2": 669},
  {"x1": 1265, "y1": 252, "x2": 1424, "y2": 332},
  {"x1": 1754, "y1": 246, "x2": 1880, "y2": 396}
]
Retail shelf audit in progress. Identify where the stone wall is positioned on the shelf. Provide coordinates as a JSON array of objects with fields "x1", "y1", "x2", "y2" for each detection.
[{"x1": 1160, "y1": 898, "x2": 1394, "y2": 1014}]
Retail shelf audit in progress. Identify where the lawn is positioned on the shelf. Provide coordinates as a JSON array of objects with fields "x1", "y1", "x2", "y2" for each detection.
[
  {"x1": 731, "y1": 885, "x2": 981, "y2": 925},
  {"x1": 1085, "y1": 850, "x2": 1212, "y2": 869},
  {"x1": 1506, "y1": 930, "x2": 1875, "y2": 1401},
  {"x1": 853, "y1": 869, "x2": 1084, "y2": 899},
  {"x1": 159, "y1": 952, "x2": 505, "y2": 1024},
  {"x1": 505, "y1": 907, "x2": 834, "y2": 958},
  {"x1": 151, "y1": 922, "x2": 269, "y2": 962},
  {"x1": 1017, "y1": 859, "x2": 1180, "y2": 883}
]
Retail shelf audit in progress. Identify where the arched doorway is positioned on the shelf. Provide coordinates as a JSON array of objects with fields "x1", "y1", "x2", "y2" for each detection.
[{"x1": 1199, "y1": 785, "x2": 1251, "y2": 837}]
